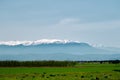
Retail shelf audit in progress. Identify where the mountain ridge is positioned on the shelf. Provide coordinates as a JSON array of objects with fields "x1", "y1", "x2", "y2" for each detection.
[
  {"x1": 0, "y1": 39, "x2": 120, "y2": 60},
  {"x1": 0, "y1": 39, "x2": 81, "y2": 46}
]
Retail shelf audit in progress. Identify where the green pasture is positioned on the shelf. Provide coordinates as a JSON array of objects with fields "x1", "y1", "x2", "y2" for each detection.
[{"x1": 0, "y1": 63, "x2": 120, "y2": 80}]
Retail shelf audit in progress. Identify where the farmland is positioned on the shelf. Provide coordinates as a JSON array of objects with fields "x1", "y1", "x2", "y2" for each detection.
[{"x1": 0, "y1": 62, "x2": 120, "y2": 80}]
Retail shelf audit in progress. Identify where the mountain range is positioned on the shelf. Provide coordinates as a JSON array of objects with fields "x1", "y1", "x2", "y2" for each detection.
[{"x1": 0, "y1": 39, "x2": 120, "y2": 61}]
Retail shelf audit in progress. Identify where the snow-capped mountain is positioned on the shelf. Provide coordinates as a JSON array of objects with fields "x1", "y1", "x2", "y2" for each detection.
[
  {"x1": 0, "y1": 39, "x2": 120, "y2": 61},
  {"x1": 0, "y1": 39, "x2": 80, "y2": 46}
]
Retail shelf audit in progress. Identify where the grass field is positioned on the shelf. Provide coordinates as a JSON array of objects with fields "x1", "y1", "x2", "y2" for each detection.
[{"x1": 0, "y1": 63, "x2": 120, "y2": 80}]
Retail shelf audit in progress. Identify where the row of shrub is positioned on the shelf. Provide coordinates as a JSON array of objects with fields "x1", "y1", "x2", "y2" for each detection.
[
  {"x1": 77, "y1": 60, "x2": 120, "y2": 64},
  {"x1": 0, "y1": 61, "x2": 77, "y2": 67},
  {"x1": 0, "y1": 60, "x2": 119, "y2": 67}
]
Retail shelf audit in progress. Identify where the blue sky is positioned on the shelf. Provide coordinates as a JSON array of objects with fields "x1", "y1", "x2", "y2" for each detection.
[{"x1": 0, "y1": 0, "x2": 120, "y2": 47}]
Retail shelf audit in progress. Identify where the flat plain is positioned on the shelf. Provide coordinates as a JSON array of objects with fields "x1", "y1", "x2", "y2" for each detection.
[{"x1": 0, "y1": 63, "x2": 120, "y2": 80}]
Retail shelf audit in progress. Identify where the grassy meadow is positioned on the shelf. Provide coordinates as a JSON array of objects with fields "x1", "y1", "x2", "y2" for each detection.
[{"x1": 0, "y1": 63, "x2": 120, "y2": 80}]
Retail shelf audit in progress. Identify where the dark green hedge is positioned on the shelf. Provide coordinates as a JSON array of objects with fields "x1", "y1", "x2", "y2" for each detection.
[{"x1": 0, "y1": 61, "x2": 77, "y2": 67}]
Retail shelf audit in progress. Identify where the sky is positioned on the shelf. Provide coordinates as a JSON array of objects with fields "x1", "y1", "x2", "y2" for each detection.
[{"x1": 0, "y1": 0, "x2": 120, "y2": 47}]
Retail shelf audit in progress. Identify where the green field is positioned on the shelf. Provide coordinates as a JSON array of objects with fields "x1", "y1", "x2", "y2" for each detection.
[{"x1": 0, "y1": 63, "x2": 120, "y2": 80}]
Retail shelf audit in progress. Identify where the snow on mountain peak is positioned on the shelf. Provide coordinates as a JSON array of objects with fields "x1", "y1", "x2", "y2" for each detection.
[
  {"x1": 0, "y1": 39, "x2": 80, "y2": 46},
  {"x1": 34, "y1": 39, "x2": 73, "y2": 44}
]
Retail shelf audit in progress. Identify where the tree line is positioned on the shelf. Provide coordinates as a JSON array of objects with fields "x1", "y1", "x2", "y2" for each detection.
[
  {"x1": 0, "y1": 61, "x2": 77, "y2": 67},
  {"x1": 0, "y1": 60, "x2": 119, "y2": 67},
  {"x1": 77, "y1": 60, "x2": 120, "y2": 64}
]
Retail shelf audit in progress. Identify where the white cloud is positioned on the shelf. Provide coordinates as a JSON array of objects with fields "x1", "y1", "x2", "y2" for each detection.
[{"x1": 55, "y1": 19, "x2": 120, "y2": 31}]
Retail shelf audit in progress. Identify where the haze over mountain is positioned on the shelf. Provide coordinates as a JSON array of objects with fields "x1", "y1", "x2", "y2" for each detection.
[
  {"x1": 0, "y1": 0, "x2": 120, "y2": 61},
  {"x1": 0, "y1": 39, "x2": 120, "y2": 61},
  {"x1": 0, "y1": 0, "x2": 120, "y2": 48}
]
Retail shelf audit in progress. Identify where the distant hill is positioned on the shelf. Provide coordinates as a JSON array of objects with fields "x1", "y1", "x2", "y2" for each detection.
[{"x1": 0, "y1": 39, "x2": 120, "y2": 61}]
